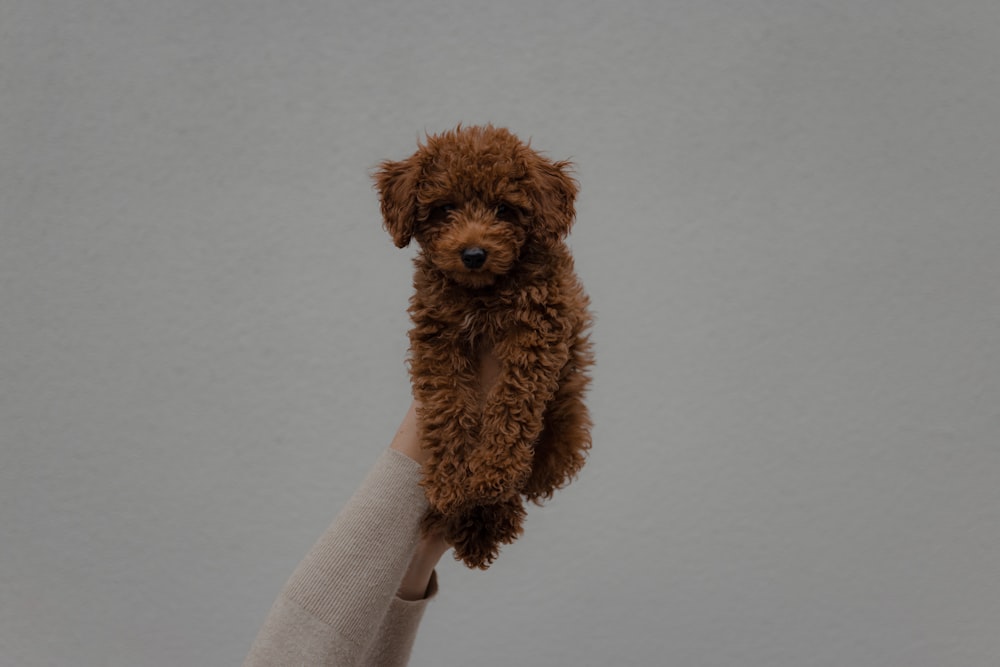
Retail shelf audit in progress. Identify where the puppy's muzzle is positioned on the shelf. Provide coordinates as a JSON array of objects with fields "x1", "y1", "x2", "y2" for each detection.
[{"x1": 461, "y1": 247, "x2": 488, "y2": 269}]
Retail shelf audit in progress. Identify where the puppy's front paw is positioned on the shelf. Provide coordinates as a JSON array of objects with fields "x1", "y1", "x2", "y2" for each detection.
[
  {"x1": 447, "y1": 500, "x2": 527, "y2": 569},
  {"x1": 424, "y1": 449, "x2": 525, "y2": 512},
  {"x1": 464, "y1": 471, "x2": 521, "y2": 504},
  {"x1": 460, "y1": 441, "x2": 533, "y2": 504}
]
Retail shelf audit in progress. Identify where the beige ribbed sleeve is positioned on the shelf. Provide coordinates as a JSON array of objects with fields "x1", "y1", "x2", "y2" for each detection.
[{"x1": 244, "y1": 449, "x2": 435, "y2": 666}]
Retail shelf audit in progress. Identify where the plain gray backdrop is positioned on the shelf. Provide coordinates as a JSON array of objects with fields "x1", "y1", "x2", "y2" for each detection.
[{"x1": 3, "y1": 1, "x2": 999, "y2": 665}]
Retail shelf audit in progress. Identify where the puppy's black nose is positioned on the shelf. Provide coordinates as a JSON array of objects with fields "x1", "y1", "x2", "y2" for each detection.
[{"x1": 461, "y1": 247, "x2": 487, "y2": 269}]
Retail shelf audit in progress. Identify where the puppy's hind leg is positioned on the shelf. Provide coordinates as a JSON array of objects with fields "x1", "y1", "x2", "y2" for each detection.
[
  {"x1": 442, "y1": 498, "x2": 527, "y2": 569},
  {"x1": 523, "y1": 365, "x2": 592, "y2": 502}
]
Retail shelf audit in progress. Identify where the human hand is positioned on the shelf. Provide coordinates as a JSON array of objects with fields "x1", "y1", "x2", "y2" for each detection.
[
  {"x1": 389, "y1": 400, "x2": 426, "y2": 464},
  {"x1": 478, "y1": 348, "x2": 501, "y2": 394},
  {"x1": 389, "y1": 401, "x2": 452, "y2": 598}
]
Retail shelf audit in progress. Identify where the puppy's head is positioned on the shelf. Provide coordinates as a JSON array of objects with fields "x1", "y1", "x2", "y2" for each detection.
[{"x1": 374, "y1": 125, "x2": 577, "y2": 288}]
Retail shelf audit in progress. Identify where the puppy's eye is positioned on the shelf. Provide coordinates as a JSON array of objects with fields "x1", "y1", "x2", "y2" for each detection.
[
  {"x1": 430, "y1": 204, "x2": 456, "y2": 219},
  {"x1": 495, "y1": 203, "x2": 515, "y2": 218}
]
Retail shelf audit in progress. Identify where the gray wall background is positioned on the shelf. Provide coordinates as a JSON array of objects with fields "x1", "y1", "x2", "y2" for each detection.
[{"x1": 3, "y1": 1, "x2": 998, "y2": 665}]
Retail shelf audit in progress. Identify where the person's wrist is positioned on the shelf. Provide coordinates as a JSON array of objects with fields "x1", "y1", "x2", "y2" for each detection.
[{"x1": 398, "y1": 534, "x2": 449, "y2": 601}]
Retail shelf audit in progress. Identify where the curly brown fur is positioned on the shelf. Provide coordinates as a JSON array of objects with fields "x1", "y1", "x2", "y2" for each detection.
[{"x1": 375, "y1": 125, "x2": 593, "y2": 568}]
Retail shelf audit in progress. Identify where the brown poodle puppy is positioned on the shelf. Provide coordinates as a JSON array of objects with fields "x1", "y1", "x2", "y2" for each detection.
[{"x1": 374, "y1": 125, "x2": 593, "y2": 568}]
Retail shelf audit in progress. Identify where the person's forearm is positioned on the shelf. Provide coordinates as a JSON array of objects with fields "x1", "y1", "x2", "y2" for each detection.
[
  {"x1": 245, "y1": 402, "x2": 449, "y2": 667},
  {"x1": 245, "y1": 433, "x2": 429, "y2": 664}
]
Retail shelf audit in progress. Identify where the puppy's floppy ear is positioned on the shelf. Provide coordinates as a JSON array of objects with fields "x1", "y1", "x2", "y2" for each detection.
[
  {"x1": 530, "y1": 157, "x2": 579, "y2": 241},
  {"x1": 374, "y1": 156, "x2": 420, "y2": 248}
]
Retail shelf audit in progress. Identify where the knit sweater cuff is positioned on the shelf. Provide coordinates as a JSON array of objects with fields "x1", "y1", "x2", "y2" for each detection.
[{"x1": 360, "y1": 571, "x2": 439, "y2": 667}]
